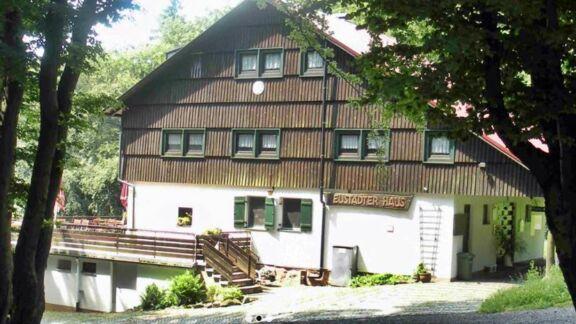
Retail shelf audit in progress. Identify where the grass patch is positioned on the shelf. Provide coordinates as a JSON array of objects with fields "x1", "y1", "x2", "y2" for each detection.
[
  {"x1": 349, "y1": 273, "x2": 411, "y2": 287},
  {"x1": 479, "y1": 264, "x2": 572, "y2": 313}
]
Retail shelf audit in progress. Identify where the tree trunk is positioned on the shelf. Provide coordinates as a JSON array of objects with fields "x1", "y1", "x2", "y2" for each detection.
[
  {"x1": 11, "y1": 1, "x2": 66, "y2": 322},
  {"x1": 542, "y1": 182, "x2": 576, "y2": 309},
  {"x1": 32, "y1": 0, "x2": 99, "y2": 314},
  {"x1": 0, "y1": 6, "x2": 25, "y2": 324},
  {"x1": 546, "y1": 231, "x2": 556, "y2": 275}
]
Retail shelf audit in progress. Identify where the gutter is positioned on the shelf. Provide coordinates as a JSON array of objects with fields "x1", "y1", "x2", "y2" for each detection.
[{"x1": 319, "y1": 41, "x2": 329, "y2": 270}]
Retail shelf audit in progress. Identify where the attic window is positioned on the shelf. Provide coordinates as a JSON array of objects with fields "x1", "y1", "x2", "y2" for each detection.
[
  {"x1": 301, "y1": 50, "x2": 325, "y2": 77},
  {"x1": 423, "y1": 130, "x2": 455, "y2": 164},
  {"x1": 235, "y1": 48, "x2": 284, "y2": 79}
]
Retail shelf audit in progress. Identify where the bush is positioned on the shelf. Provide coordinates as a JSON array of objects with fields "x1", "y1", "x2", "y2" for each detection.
[
  {"x1": 203, "y1": 228, "x2": 222, "y2": 236},
  {"x1": 479, "y1": 264, "x2": 571, "y2": 313},
  {"x1": 140, "y1": 284, "x2": 167, "y2": 311},
  {"x1": 207, "y1": 285, "x2": 244, "y2": 304},
  {"x1": 165, "y1": 271, "x2": 206, "y2": 306},
  {"x1": 350, "y1": 273, "x2": 411, "y2": 287}
]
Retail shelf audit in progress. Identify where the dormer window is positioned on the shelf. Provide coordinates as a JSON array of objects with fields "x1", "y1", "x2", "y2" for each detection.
[
  {"x1": 301, "y1": 50, "x2": 325, "y2": 77},
  {"x1": 235, "y1": 48, "x2": 284, "y2": 79}
]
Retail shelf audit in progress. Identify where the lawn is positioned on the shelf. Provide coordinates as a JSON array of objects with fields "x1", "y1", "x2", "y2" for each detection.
[{"x1": 479, "y1": 265, "x2": 572, "y2": 313}]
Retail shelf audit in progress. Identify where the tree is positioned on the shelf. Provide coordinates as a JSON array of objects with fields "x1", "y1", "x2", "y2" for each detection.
[
  {"x1": 0, "y1": 1, "x2": 27, "y2": 321},
  {"x1": 291, "y1": 0, "x2": 576, "y2": 308},
  {"x1": 4, "y1": 1, "x2": 136, "y2": 323}
]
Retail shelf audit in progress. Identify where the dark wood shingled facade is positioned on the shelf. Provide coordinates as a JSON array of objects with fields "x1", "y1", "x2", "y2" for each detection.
[{"x1": 118, "y1": 0, "x2": 542, "y2": 197}]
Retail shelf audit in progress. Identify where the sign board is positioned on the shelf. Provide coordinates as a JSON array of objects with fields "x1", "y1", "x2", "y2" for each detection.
[{"x1": 327, "y1": 193, "x2": 413, "y2": 210}]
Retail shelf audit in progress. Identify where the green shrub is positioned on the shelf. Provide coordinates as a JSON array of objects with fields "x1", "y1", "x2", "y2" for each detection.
[
  {"x1": 203, "y1": 228, "x2": 222, "y2": 236},
  {"x1": 479, "y1": 264, "x2": 571, "y2": 313},
  {"x1": 207, "y1": 285, "x2": 244, "y2": 303},
  {"x1": 140, "y1": 284, "x2": 167, "y2": 311},
  {"x1": 165, "y1": 271, "x2": 206, "y2": 306},
  {"x1": 350, "y1": 273, "x2": 411, "y2": 287}
]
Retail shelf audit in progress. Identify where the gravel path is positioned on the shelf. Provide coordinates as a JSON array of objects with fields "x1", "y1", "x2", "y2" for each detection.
[{"x1": 43, "y1": 281, "x2": 527, "y2": 323}]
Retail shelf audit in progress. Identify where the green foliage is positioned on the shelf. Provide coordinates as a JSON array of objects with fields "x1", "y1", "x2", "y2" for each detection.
[
  {"x1": 415, "y1": 262, "x2": 429, "y2": 275},
  {"x1": 349, "y1": 273, "x2": 411, "y2": 287},
  {"x1": 164, "y1": 271, "x2": 206, "y2": 306},
  {"x1": 10, "y1": 3, "x2": 228, "y2": 218},
  {"x1": 203, "y1": 228, "x2": 223, "y2": 236},
  {"x1": 206, "y1": 285, "x2": 244, "y2": 303},
  {"x1": 140, "y1": 284, "x2": 167, "y2": 311},
  {"x1": 480, "y1": 265, "x2": 571, "y2": 313}
]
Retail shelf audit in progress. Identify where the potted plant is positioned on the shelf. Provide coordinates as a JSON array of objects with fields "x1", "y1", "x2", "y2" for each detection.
[{"x1": 415, "y1": 263, "x2": 432, "y2": 283}]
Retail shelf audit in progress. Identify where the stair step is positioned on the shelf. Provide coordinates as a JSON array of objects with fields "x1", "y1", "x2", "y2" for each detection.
[
  {"x1": 231, "y1": 278, "x2": 254, "y2": 287},
  {"x1": 239, "y1": 285, "x2": 262, "y2": 295}
]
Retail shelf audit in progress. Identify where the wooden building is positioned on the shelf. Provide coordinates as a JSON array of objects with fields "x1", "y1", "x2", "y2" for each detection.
[{"x1": 42, "y1": 0, "x2": 548, "y2": 312}]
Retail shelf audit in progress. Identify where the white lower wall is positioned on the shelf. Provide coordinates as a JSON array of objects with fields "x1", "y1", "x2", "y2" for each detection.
[
  {"x1": 454, "y1": 196, "x2": 546, "y2": 272},
  {"x1": 116, "y1": 263, "x2": 186, "y2": 312},
  {"x1": 131, "y1": 182, "x2": 455, "y2": 278},
  {"x1": 45, "y1": 256, "x2": 112, "y2": 312},
  {"x1": 132, "y1": 182, "x2": 323, "y2": 269},
  {"x1": 45, "y1": 256, "x2": 78, "y2": 309},
  {"x1": 325, "y1": 195, "x2": 455, "y2": 279}
]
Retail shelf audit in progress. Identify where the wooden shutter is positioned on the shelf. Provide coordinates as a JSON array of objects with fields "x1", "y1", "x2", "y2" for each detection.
[
  {"x1": 234, "y1": 197, "x2": 247, "y2": 228},
  {"x1": 265, "y1": 197, "x2": 275, "y2": 230},
  {"x1": 300, "y1": 199, "x2": 313, "y2": 232}
]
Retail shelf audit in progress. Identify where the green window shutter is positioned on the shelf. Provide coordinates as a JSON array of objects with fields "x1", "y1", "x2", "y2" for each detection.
[
  {"x1": 300, "y1": 199, "x2": 313, "y2": 232},
  {"x1": 265, "y1": 197, "x2": 275, "y2": 230},
  {"x1": 234, "y1": 197, "x2": 247, "y2": 228}
]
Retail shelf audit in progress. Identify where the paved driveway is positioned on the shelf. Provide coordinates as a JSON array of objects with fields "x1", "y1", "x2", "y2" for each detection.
[{"x1": 43, "y1": 281, "x2": 519, "y2": 323}]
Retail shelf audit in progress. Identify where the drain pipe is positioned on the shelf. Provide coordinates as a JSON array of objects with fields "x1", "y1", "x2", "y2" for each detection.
[{"x1": 319, "y1": 41, "x2": 329, "y2": 270}]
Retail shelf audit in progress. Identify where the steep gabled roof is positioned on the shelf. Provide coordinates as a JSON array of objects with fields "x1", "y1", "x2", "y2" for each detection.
[{"x1": 116, "y1": 0, "x2": 372, "y2": 111}]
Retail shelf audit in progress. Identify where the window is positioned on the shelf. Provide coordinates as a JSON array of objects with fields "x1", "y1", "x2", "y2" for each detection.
[
  {"x1": 57, "y1": 259, "x2": 72, "y2": 272},
  {"x1": 161, "y1": 129, "x2": 205, "y2": 158},
  {"x1": 339, "y1": 133, "x2": 360, "y2": 156},
  {"x1": 247, "y1": 197, "x2": 266, "y2": 228},
  {"x1": 116, "y1": 263, "x2": 137, "y2": 290},
  {"x1": 282, "y1": 199, "x2": 301, "y2": 229},
  {"x1": 525, "y1": 205, "x2": 532, "y2": 223},
  {"x1": 301, "y1": 50, "x2": 325, "y2": 77},
  {"x1": 82, "y1": 262, "x2": 96, "y2": 275},
  {"x1": 423, "y1": 130, "x2": 455, "y2": 164},
  {"x1": 483, "y1": 204, "x2": 490, "y2": 225},
  {"x1": 235, "y1": 48, "x2": 284, "y2": 79},
  {"x1": 232, "y1": 129, "x2": 280, "y2": 159},
  {"x1": 186, "y1": 132, "x2": 204, "y2": 156},
  {"x1": 164, "y1": 132, "x2": 182, "y2": 155},
  {"x1": 234, "y1": 196, "x2": 276, "y2": 230},
  {"x1": 240, "y1": 52, "x2": 257, "y2": 74},
  {"x1": 177, "y1": 207, "x2": 192, "y2": 227},
  {"x1": 190, "y1": 55, "x2": 202, "y2": 78},
  {"x1": 335, "y1": 129, "x2": 390, "y2": 161}
]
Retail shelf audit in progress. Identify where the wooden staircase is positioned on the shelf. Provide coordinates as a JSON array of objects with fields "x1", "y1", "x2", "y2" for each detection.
[{"x1": 200, "y1": 234, "x2": 262, "y2": 294}]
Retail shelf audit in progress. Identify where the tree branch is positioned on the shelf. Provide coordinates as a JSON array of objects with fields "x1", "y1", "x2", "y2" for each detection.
[{"x1": 479, "y1": 8, "x2": 552, "y2": 187}]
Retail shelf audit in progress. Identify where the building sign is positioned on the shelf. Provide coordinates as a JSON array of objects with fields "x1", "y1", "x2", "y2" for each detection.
[{"x1": 327, "y1": 193, "x2": 413, "y2": 210}]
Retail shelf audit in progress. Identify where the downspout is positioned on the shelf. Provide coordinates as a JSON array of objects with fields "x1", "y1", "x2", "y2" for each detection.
[
  {"x1": 319, "y1": 41, "x2": 329, "y2": 270},
  {"x1": 118, "y1": 123, "x2": 136, "y2": 229}
]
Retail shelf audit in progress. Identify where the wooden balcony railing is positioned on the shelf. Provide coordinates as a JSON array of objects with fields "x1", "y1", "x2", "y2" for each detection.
[{"x1": 12, "y1": 224, "x2": 202, "y2": 266}]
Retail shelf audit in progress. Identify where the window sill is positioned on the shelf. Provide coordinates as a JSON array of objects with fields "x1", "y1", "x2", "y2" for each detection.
[
  {"x1": 300, "y1": 70, "x2": 325, "y2": 78},
  {"x1": 232, "y1": 155, "x2": 280, "y2": 160},
  {"x1": 162, "y1": 155, "x2": 205, "y2": 159},
  {"x1": 335, "y1": 158, "x2": 389, "y2": 163},
  {"x1": 278, "y1": 227, "x2": 302, "y2": 233},
  {"x1": 423, "y1": 158, "x2": 455, "y2": 165},
  {"x1": 245, "y1": 227, "x2": 268, "y2": 232}
]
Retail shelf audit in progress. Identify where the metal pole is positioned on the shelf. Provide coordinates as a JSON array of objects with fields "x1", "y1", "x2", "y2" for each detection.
[{"x1": 319, "y1": 39, "x2": 329, "y2": 270}]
